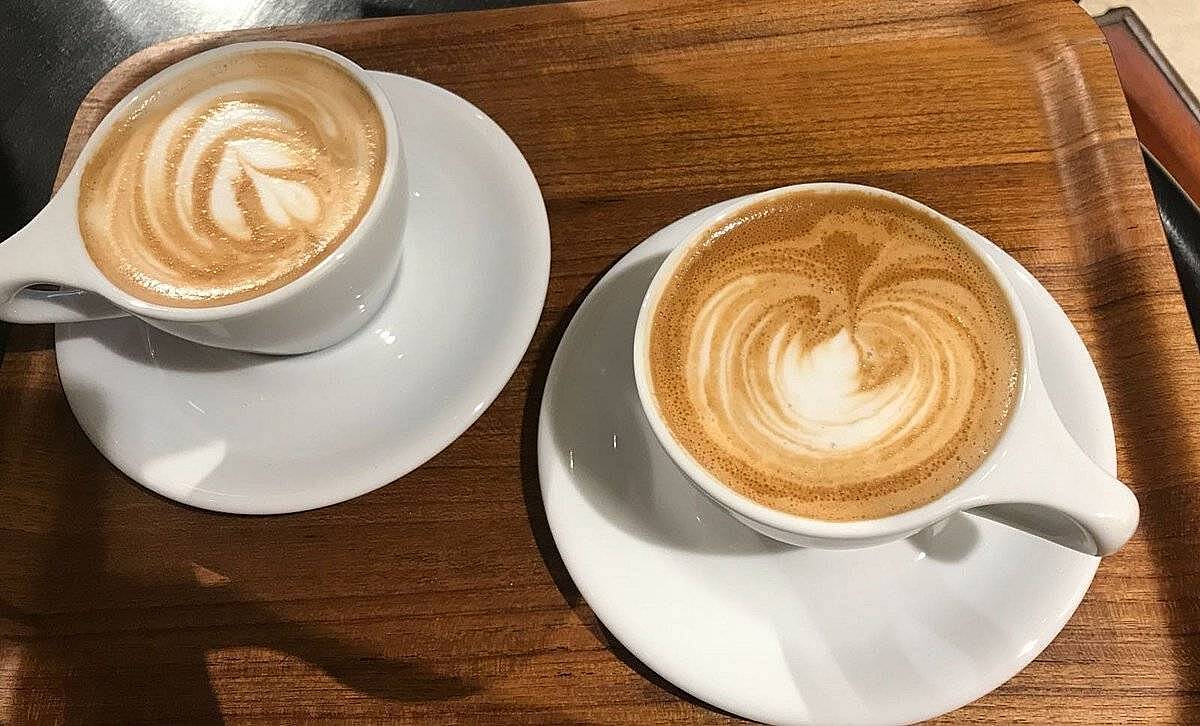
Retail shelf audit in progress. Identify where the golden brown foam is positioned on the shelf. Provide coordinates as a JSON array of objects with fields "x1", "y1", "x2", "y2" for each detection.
[
  {"x1": 78, "y1": 49, "x2": 385, "y2": 307},
  {"x1": 647, "y1": 189, "x2": 1021, "y2": 521}
]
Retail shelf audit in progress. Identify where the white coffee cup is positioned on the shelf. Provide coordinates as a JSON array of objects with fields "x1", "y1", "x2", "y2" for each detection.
[
  {"x1": 633, "y1": 182, "x2": 1139, "y2": 556},
  {"x1": 0, "y1": 41, "x2": 406, "y2": 355}
]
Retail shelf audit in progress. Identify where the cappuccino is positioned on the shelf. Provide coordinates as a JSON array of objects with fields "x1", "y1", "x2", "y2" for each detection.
[
  {"x1": 78, "y1": 48, "x2": 385, "y2": 307},
  {"x1": 646, "y1": 189, "x2": 1020, "y2": 521}
]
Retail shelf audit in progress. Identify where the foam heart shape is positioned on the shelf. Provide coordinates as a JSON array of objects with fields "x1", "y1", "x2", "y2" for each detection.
[{"x1": 209, "y1": 138, "x2": 320, "y2": 239}]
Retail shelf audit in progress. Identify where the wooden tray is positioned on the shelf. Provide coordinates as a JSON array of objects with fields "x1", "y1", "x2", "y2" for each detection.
[{"x1": 2, "y1": 0, "x2": 1197, "y2": 722}]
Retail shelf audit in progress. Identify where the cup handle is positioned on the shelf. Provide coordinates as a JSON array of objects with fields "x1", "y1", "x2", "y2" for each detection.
[
  {"x1": 965, "y1": 376, "x2": 1139, "y2": 556},
  {"x1": 0, "y1": 202, "x2": 127, "y2": 324}
]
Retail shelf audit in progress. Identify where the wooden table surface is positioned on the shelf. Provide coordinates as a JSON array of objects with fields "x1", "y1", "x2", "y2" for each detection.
[{"x1": 2, "y1": 0, "x2": 1198, "y2": 722}]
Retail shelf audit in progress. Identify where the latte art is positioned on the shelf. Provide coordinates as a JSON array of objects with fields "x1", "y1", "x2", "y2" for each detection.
[
  {"x1": 79, "y1": 49, "x2": 385, "y2": 307},
  {"x1": 648, "y1": 190, "x2": 1021, "y2": 521}
]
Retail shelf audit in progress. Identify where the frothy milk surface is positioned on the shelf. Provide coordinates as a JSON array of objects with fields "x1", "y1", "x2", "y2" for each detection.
[
  {"x1": 647, "y1": 190, "x2": 1021, "y2": 521},
  {"x1": 78, "y1": 49, "x2": 385, "y2": 307}
]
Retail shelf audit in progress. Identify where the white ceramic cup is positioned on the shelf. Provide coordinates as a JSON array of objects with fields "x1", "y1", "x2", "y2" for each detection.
[
  {"x1": 0, "y1": 41, "x2": 406, "y2": 355},
  {"x1": 633, "y1": 182, "x2": 1139, "y2": 556}
]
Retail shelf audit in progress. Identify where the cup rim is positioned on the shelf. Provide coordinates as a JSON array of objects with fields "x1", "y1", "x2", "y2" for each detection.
[
  {"x1": 63, "y1": 40, "x2": 402, "y2": 322},
  {"x1": 631, "y1": 181, "x2": 1039, "y2": 542}
]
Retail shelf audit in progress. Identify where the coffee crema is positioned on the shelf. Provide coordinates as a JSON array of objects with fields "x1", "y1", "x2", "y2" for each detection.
[
  {"x1": 647, "y1": 189, "x2": 1021, "y2": 521},
  {"x1": 78, "y1": 48, "x2": 385, "y2": 307}
]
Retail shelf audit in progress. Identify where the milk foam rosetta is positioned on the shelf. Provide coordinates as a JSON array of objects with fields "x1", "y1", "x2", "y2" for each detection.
[
  {"x1": 78, "y1": 49, "x2": 385, "y2": 307},
  {"x1": 647, "y1": 190, "x2": 1021, "y2": 521}
]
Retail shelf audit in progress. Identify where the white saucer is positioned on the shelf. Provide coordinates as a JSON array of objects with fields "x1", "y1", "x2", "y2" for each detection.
[
  {"x1": 538, "y1": 200, "x2": 1113, "y2": 725},
  {"x1": 55, "y1": 71, "x2": 549, "y2": 514}
]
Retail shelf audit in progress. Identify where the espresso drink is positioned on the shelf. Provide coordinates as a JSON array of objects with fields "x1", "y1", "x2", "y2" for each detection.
[
  {"x1": 78, "y1": 49, "x2": 385, "y2": 307},
  {"x1": 647, "y1": 189, "x2": 1021, "y2": 521}
]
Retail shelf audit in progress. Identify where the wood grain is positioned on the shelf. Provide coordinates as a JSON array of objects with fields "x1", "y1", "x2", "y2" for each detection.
[
  {"x1": 1096, "y1": 8, "x2": 1200, "y2": 205},
  {"x1": 1, "y1": 0, "x2": 1197, "y2": 722}
]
